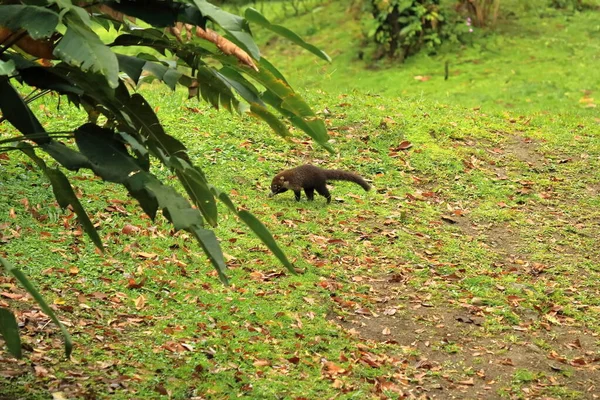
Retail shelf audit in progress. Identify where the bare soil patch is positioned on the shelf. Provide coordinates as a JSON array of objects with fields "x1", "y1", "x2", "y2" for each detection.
[
  {"x1": 330, "y1": 275, "x2": 600, "y2": 399},
  {"x1": 501, "y1": 137, "x2": 547, "y2": 170}
]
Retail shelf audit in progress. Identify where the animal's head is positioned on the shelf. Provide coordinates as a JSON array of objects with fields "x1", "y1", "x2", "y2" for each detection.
[{"x1": 269, "y1": 175, "x2": 289, "y2": 197}]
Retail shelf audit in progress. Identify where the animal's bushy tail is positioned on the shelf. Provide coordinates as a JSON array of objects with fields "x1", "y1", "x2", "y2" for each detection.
[{"x1": 324, "y1": 169, "x2": 371, "y2": 191}]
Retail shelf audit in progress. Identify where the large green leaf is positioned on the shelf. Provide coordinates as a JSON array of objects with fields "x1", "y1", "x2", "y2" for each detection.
[
  {"x1": 142, "y1": 61, "x2": 182, "y2": 91},
  {"x1": 0, "y1": 5, "x2": 59, "y2": 39},
  {"x1": 0, "y1": 257, "x2": 73, "y2": 358},
  {"x1": 51, "y1": 63, "x2": 125, "y2": 120},
  {"x1": 170, "y1": 157, "x2": 218, "y2": 228},
  {"x1": 238, "y1": 210, "x2": 295, "y2": 274},
  {"x1": 70, "y1": 6, "x2": 94, "y2": 27},
  {"x1": 103, "y1": 0, "x2": 208, "y2": 29},
  {"x1": 116, "y1": 54, "x2": 182, "y2": 90},
  {"x1": 118, "y1": 94, "x2": 188, "y2": 159},
  {"x1": 18, "y1": 144, "x2": 103, "y2": 251},
  {"x1": 17, "y1": 65, "x2": 85, "y2": 96},
  {"x1": 116, "y1": 53, "x2": 146, "y2": 83},
  {"x1": 245, "y1": 8, "x2": 331, "y2": 62},
  {"x1": 41, "y1": 141, "x2": 92, "y2": 171},
  {"x1": 213, "y1": 190, "x2": 296, "y2": 274},
  {"x1": 74, "y1": 123, "x2": 140, "y2": 183},
  {"x1": 0, "y1": 307, "x2": 22, "y2": 359},
  {"x1": 264, "y1": 91, "x2": 332, "y2": 152},
  {"x1": 0, "y1": 77, "x2": 90, "y2": 170},
  {"x1": 193, "y1": 0, "x2": 260, "y2": 60},
  {"x1": 0, "y1": 78, "x2": 48, "y2": 142},
  {"x1": 116, "y1": 94, "x2": 220, "y2": 226},
  {"x1": 129, "y1": 173, "x2": 228, "y2": 283},
  {"x1": 110, "y1": 30, "x2": 172, "y2": 57},
  {"x1": 74, "y1": 123, "x2": 161, "y2": 219},
  {"x1": 122, "y1": 170, "x2": 158, "y2": 220},
  {"x1": 205, "y1": 56, "x2": 331, "y2": 152},
  {"x1": 53, "y1": 15, "x2": 119, "y2": 89},
  {"x1": 143, "y1": 177, "x2": 205, "y2": 230},
  {"x1": 74, "y1": 124, "x2": 227, "y2": 281},
  {"x1": 218, "y1": 66, "x2": 264, "y2": 107},
  {"x1": 195, "y1": 66, "x2": 239, "y2": 111},
  {"x1": 110, "y1": 26, "x2": 326, "y2": 151},
  {"x1": 189, "y1": 227, "x2": 229, "y2": 285},
  {"x1": 249, "y1": 103, "x2": 291, "y2": 139},
  {"x1": 254, "y1": 56, "x2": 288, "y2": 84},
  {"x1": 117, "y1": 131, "x2": 150, "y2": 171},
  {"x1": 0, "y1": 60, "x2": 16, "y2": 76},
  {"x1": 244, "y1": 62, "x2": 333, "y2": 153}
]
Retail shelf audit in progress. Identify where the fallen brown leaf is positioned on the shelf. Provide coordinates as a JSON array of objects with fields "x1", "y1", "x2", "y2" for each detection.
[
  {"x1": 134, "y1": 294, "x2": 146, "y2": 310},
  {"x1": 458, "y1": 377, "x2": 474, "y2": 386},
  {"x1": 253, "y1": 359, "x2": 270, "y2": 367}
]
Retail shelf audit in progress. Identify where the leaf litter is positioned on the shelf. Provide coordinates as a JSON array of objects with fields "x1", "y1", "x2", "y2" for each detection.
[{"x1": 2, "y1": 87, "x2": 600, "y2": 399}]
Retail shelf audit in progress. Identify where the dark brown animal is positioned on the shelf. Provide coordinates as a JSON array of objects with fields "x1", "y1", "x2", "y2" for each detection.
[{"x1": 269, "y1": 164, "x2": 370, "y2": 204}]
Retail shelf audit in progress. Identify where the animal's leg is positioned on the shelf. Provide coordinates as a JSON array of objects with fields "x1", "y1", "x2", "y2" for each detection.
[
  {"x1": 316, "y1": 185, "x2": 331, "y2": 204},
  {"x1": 304, "y1": 187, "x2": 315, "y2": 201}
]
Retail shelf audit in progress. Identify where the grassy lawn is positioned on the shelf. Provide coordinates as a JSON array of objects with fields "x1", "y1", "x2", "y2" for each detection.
[
  {"x1": 257, "y1": 0, "x2": 600, "y2": 113},
  {"x1": 2, "y1": 1, "x2": 600, "y2": 399}
]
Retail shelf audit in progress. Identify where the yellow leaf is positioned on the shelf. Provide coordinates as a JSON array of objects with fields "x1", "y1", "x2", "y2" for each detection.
[
  {"x1": 135, "y1": 295, "x2": 146, "y2": 310},
  {"x1": 136, "y1": 252, "x2": 158, "y2": 259},
  {"x1": 223, "y1": 252, "x2": 236, "y2": 262},
  {"x1": 253, "y1": 359, "x2": 270, "y2": 367}
]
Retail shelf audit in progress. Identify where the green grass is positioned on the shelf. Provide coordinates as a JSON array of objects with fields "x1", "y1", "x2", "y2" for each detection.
[
  {"x1": 255, "y1": 0, "x2": 600, "y2": 114},
  {"x1": 2, "y1": 0, "x2": 600, "y2": 398}
]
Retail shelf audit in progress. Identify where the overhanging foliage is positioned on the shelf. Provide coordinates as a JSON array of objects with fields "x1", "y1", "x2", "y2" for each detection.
[{"x1": 0, "y1": 0, "x2": 330, "y2": 358}]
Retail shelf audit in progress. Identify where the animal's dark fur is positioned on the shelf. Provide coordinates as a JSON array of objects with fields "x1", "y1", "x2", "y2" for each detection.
[{"x1": 269, "y1": 164, "x2": 370, "y2": 204}]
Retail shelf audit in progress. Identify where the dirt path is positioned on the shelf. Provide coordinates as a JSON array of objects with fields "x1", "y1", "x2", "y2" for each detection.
[{"x1": 328, "y1": 135, "x2": 600, "y2": 399}]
